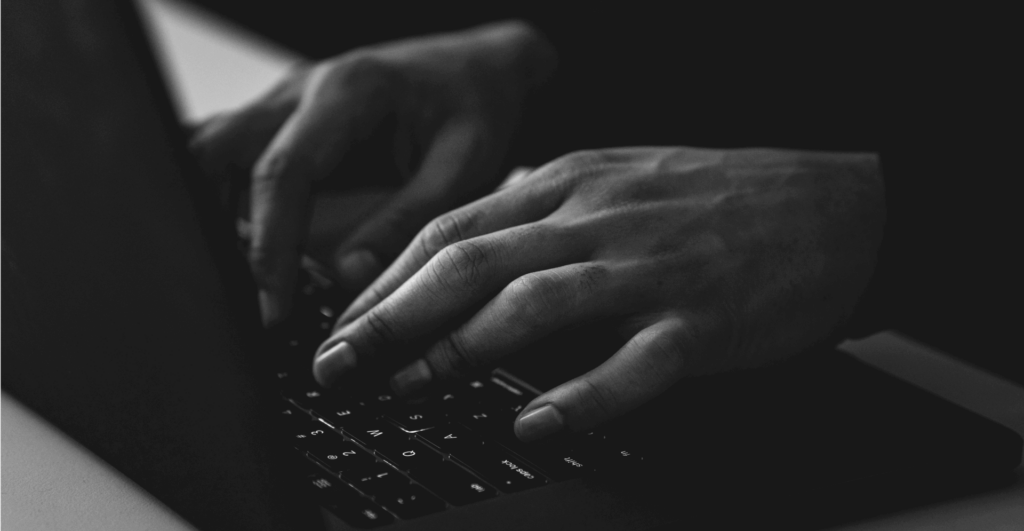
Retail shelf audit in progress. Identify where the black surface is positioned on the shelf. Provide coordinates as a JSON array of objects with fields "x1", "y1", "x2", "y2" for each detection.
[{"x1": 2, "y1": 1, "x2": 317, "y2": 530}]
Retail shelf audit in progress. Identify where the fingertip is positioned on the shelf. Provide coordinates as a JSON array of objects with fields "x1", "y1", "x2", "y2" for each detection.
[
  {"x1": 334, "y1": 249, "x2": 383, "y2": 291},
  {"x1": 515, "y1": 403, "x2": 565, "y2": 442},
  {"x1": 253, "y1": 250, "x2": 298, "y2": 326},
  {"x1": 390, "y1": 359, "x2": 433, "y2": 397},
  {"x1": 313, "y1": 341, "x2": 358, "y2": 388},
  {"x1": 251, "y1": 148, "x2": 289, "y2": 184}
]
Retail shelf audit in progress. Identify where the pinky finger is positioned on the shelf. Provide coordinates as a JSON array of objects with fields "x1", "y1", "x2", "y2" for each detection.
[{"x1": 514, "y1": 316, "x2": 696, "y2": 442}]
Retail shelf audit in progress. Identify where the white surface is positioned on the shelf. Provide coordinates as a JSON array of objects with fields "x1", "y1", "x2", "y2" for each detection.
[
  {"x1": 1, "y1": 5, "x2": 285, "y2": 531},
  {"x1": 3, "y1": 1, "x2": 1023, "y2": 530},
  {"x1": 136, "y1": 0, "x2": 298, "y2": 122},
  {"x1": 1, "y1": 396, "x2": 200, "y2": 531}
]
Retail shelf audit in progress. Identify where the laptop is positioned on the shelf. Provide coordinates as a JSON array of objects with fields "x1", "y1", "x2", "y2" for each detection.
[{"x1": 4, "y1": 1, "x2": 1021, "y2": 530}]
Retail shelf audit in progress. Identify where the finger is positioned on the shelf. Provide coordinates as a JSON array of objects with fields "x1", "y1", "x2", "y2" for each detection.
[
  {"x1": 189, "y1": 68, "x2": 307, "y2": 186},
  {"x1": 514, "y1": 316, "x2": 693, "y2": 442},
  {"x1": 335, "y1": 171, "x2": 569, "y2": 328},
  {"x1": 388, "y1": 261, "x2": 628, "y2": 396},
  {"x1": 249, "y1": 67, "x2": 392, "y2": 324},
  {"x1": 329, "y1": 118, "x2": 498, "y2": 291},
  {"x1": 312, "y1": 221, "x2": 585, "y2": 387},
  {"x1": 496, "y1": 166, "x2": 535, "y2": 191}
]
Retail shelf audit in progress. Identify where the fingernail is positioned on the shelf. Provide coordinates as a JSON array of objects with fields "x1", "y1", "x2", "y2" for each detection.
[
  {"x1": 390, "y1": 359, "x2": 433, "y2": 396},
  {"x1": 313, "y1": 341, "x2": 358, "y2": 387},
  {"x1": 335, "y1": 249, "x2": 381, "y2": 290},
  {"x1": 515, "y1": 404, "x2": 565, "y2": 442}
]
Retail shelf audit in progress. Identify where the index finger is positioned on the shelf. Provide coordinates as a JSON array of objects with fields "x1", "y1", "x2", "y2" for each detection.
[
  {"x1": 312, "y1": 218, "x2": 583, "y2": 388},
  {"x1": 334, "y1": 169, "x2": 567, "y2": 329},
  {"x1": 249, "y1": 67, "x2": 392, "y2": 324}
]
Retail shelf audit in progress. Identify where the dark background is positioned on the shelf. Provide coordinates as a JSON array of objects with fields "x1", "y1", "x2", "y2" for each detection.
[{"x1": 184, "y1": 1, "x2": 1020, "y2": 384}]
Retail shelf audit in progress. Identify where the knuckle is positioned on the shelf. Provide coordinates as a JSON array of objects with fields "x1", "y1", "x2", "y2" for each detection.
[
  {"x1": 635, "y1": 317, "x2": 693, "y2": 376},
  {"x1": 647, "y1": 328, "x2": 686, "y2": 371},
  {"x1": 573, "y1": 379, "x2": 618, "y2": 423},
  {"x1": 561, "y1": 149, "x2": 605, "y2": 167},
  {"x1": 559, "y1": 149, "x2": 605, "y2": 172},
  {"x1": 571, "y1": 262, "x2": 610, "y2": 296},
  {"x1": 433, "y1": 239, "x2": 493, "y2": 290},
  {"x1": 327, "y1": 52, "x2": 394, "y2": 90},
  {"x1": 252, "y1": 150, "x2": 293, "y2": 186},
  {"x1": 360, "y1": 308, "x2": 399, "y2": 345},
  {"x1": 504, "y1": 273, "x2": 570, "y2": 329},
  {"x1": 419, "y1": 210, "x2": 476, "y2": 258},
  {"x1": 504, "y1": 262, "x2": 608, "y2": 322},
  {"x1": 542, "y1": 149, "x2": 608, "y2": 189}
]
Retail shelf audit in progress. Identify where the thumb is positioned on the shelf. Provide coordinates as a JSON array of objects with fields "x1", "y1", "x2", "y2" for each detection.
[{"x1": 514, "y1": 317, "x2": 692, "y2": 442}]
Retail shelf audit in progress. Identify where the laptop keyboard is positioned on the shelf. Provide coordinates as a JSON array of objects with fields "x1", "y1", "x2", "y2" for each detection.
[{"x1": 272, "y1": 269, "x2": 645, "y2": 528}]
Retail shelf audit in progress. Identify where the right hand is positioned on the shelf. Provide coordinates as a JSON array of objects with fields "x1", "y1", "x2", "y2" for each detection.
[
  {"x1": 189, "y1": 21, "x2": 556, "y2": 324},
  {"x1": 313, "y1": 147, "x2": 884, "y2": 441}
]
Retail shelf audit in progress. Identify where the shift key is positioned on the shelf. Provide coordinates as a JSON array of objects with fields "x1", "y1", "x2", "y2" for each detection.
[{"x1": 458, "y1": 446, "x2": 547, "y2": 493}]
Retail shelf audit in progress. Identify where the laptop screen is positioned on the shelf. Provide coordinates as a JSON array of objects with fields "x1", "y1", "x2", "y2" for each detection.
[{"x1": 2, "y1": 1, "x2": 315, "y2": 529}]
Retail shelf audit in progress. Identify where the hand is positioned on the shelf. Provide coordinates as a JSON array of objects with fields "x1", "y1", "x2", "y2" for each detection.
[
  {"x1": 313, "y1": 147, "x2": 885, "y2": 441},
  {"x1": 189, "y1": 21, "x2": 556, "y2": 323}
]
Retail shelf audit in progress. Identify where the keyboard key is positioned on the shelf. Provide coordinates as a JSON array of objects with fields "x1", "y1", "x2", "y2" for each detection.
[
  {"x1": 343, "y1": 419, "x2": 407, "y2": 450},
  {"x1": 487, "y1": 376, "x2": 530, "y2": 402},
  {"x1": 350, "y1": 463, "x2": 409, "y2": 494},
  {"x1": 348, "y1": 462, "x2": 403, "y2": 489},
  {"x1": 386, "y1": 407, "x2": 441, "y2": 432},
  {"x1": 376, "y1": 439, "x2": 444, "y2": 474},
  {"x1": 375, "y1": 484, "x2": 446, "y2": 519},
  {"x1": 456, "y1": 446, "x2": 547, "y2": 493},
  {"x1": 316, "y1": 404, "x2": 371, "y2": 432},
  {"x1": 375, "y1": 439, "x2": 446, "y2": 475},
  {"x1": 327, "y1": 502, "x2": 394, "y2": 529},
  {"x1": 573, "y1": 432, "x2": 644, "y2": 470},
  {"x1": 419, "y1": 424, "x2": 485, "y2": 459},
  {"x1": 588, "y1": 440, "x2": 644, "y2": 468},
  {"x1": 454, "y1": 408, "x2": 504, "y2": 436},
  {"x1": 288, "y1": 421, "x2": 337, "y2": 451},
  {"x1": 518, "y1": 443, "x2": 595, "y2": 481},
  {"x1": 473, "y1": 408, "x2": 528, "y2": 447},
  {"x1": 415, "y1": 461, "x2": 498, "y2": 506},
  {"x1": 430, "y1": 390, "x2": 469, "y2": 415},
  {"x1": 304, "y1": 471, "x2": 394, "y2": 528},
  {"x1": 462, "y1": 378, "x2": 523, "y2": 408},
  {"x1": 283, "y1": 385, "x2": 335, "y2": 413},
  {"x1": 307, "y1": 439, "x2": 377, "y2": 478},
  {"x1": 350, "y1": 388, "x2": 398, "y2": 413}
]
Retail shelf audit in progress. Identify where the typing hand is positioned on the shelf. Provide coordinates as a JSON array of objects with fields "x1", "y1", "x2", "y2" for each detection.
[
  {"x1": 312, "y1": 147, "x2": 885, "y2": 441},
  {"x1": 189, "y1": 21, "x2": 555, "y2": 324}
]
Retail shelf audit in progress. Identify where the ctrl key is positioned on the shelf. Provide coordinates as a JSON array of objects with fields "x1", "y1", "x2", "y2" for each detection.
[{"x1": 305, "y1": 473, "x2": 394, "y2": 528}]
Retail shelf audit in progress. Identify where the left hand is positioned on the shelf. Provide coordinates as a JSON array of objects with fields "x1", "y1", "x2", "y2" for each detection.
[
  {"x1": 188, "y1": 21, "x2": 556, "y2": 324},
  {"x1": 312, "y1": 147, "x2": 885, "y2": 441}
]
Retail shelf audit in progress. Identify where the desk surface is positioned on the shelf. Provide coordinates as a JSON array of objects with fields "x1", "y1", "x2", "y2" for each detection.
[{"x1": 3, "y1": 1, "x2": 1023, "y2": 529}]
